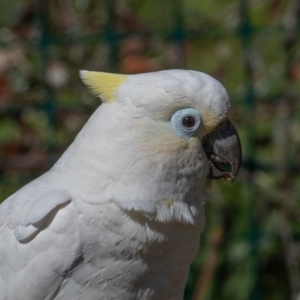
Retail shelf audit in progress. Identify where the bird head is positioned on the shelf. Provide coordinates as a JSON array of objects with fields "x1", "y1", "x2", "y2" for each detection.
[{"x1": 73, "y1": 69, "x2": 241, "y2": 228}]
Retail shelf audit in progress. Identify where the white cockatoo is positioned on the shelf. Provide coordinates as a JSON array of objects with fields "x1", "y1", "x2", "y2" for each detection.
[{"x1": 0, "y1": 70, "x2": 241, "y2": 300}]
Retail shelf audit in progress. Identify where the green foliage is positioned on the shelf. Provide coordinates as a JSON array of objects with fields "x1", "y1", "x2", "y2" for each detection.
[{"x1": 0, "y1": 0, "x2": 300, "y2": 299}]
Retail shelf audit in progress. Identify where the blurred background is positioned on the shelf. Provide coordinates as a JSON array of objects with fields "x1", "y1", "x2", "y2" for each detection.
[{"x1": 0, "y1": 0, "x2": 300, "y2": 299}]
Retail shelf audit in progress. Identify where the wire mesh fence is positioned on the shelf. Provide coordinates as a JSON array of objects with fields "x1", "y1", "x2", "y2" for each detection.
[{"x1": 0, "y1": 0, "x2": 300, "y2": 299}]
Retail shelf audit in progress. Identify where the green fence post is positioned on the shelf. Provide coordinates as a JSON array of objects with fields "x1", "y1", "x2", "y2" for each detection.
[
  {"x1": 36, "y1": 0, "x2": 55, "y2": 128},
  {"x1": 238, "y1": 1, "x2": 261, "y2": 300},
  {"x1": 171, "y1": 0, "x2": 186, "y2": 68},
  {"x1": 105, "y1": 0, "x2": 119, "y2": 72},
  {"x1": 36, "y1": 0, "x2": 58, "y2": 157}
]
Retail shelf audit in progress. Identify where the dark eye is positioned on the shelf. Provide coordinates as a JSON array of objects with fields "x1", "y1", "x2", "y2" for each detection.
[
  {"x1": 170, "y1": 108, "x2": 202, "y2": 139},
  {"x1": 182, "y1": 116, "x2": 196, "y2": 127}
]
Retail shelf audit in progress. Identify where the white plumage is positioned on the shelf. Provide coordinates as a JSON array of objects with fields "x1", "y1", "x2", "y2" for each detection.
[{"x1": 0, "y1": 70, "x2": 241, "y2": 300}]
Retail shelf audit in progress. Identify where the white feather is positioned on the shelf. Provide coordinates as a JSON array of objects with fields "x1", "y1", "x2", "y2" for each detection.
[{"x1": 0, "y1": 69, "x2": 231, "y2": 300}]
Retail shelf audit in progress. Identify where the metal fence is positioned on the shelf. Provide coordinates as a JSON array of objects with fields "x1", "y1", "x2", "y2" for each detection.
[{"x1": 0, "y1": 0, "x2": 300, "y2": 299}]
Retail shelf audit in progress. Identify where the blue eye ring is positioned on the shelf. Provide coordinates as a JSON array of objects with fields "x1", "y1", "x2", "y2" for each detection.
[{"x1": 170, "y1": 108, "x2": 202, "y2": 139}]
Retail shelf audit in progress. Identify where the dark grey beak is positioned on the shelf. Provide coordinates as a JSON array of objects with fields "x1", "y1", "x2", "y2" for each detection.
[{"x1": 202, "y1": 119, "x2": 242, "y2": 182}]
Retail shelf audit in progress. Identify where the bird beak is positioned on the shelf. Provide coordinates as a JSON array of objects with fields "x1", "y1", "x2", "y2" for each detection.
[{"x1": 202, "y1": 119, "x2": 242, "y2": 182}]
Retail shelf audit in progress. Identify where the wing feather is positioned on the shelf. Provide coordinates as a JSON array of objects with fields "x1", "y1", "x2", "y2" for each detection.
[{"x1": 0, "y1": 178, "x2": 82, "y2": 300}]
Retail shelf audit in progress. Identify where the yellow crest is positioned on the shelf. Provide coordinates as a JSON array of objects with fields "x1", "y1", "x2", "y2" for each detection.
[{"x1": 80, "y1": 71, "x2": 128, "y2": 103}]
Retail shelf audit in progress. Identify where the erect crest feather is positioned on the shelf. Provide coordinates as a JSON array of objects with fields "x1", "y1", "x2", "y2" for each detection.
[{"x1": 80, "y1": 71, "x2": 127, "y2": 103}]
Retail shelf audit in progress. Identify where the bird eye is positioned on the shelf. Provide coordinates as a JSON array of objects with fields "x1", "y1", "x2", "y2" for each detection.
[
  {"x1": 182, "y1": 116, "x2": 196, "y2": 128},
  {"x1": 170, "y1": 108, "x2": 202, "y2": 139}
]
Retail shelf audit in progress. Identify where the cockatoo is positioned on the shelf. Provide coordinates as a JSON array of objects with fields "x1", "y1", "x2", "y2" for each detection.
[{"x1": 0, "y1": 69, "x2": 241, "y2": 300}]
